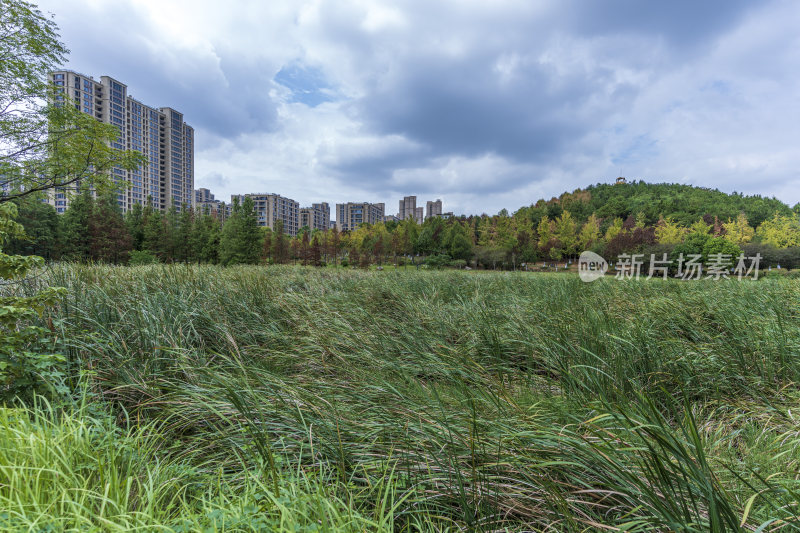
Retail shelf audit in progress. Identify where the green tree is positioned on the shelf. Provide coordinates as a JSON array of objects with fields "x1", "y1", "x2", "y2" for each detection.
[
  {"x1": 654, "y1": 216, "x2": 687, "y2": 245},
  {"x1": 271, "y1": 219, "x2": 289, "y2": 264},
  {"x1": 6, "y1": 194, "x2": 59, "y2": 259},
  {"x1": 417, "y1": 217, "x2": 446, "y2": 255},
  {"x1": 0, "y1": 202, "x2": 67, "y2": 401},
  {"x1": 261, "y1": 227, "x2": 273, "y2": 263},
  {"x1": 174, "y1": 205, "x2": 194, "y2": 262},
  {"x1": 604, "y1": 217, "x2": 624, "y2": 242},
  {"x1": 702, "y1": 237, "x2": 742, "y2": 262},
  {"x1": 537, "y1": 216, "x2": 553, "y2": 251},
  {"x1": 220, "y1": 196, "x2": 263, "y2": 265},
  {"x1": 447, "y1": 223, "x2": 473, "y2": 261},
  {"x1": 125, "y1": 202, "x2": 145, "y2": 251},
  {"x1": 89, "y1": 192, "x2": 132, "y2": 263},
  {"x1": 0, "y1": 0, "x2": 143, "y2": 402},
  {"x1": 689, "y1": 218, "x2": 712, "y2": 235},
  {"x1": 0, "y1": 0, "x2": 144, "y2": 203},
  {"x1": 163, "y1": 206, "x2": 180, "y2": 261},
  {"x1": 554, "y1": 211, "x2": 578, "y2": 258},
  {"x1": 192, "y1": 212, "x2": 221, "y2": 264},
  {"x1": 756, "y1": 214, "x2": 800, "y2": 248},
  {"x1": 722, "y1": 213, "x2": 755, "y2": 245},
  {"x1": 142, "y1": 207, "x2": 166, "y2": 259},
  {"x1": 59, "y1": 189, "x2": 93, "y2": 261},
  {"x1": 578, "y1": 214, "x2": 601, "y2": 250},
  {"x1": 673, "y1": 232, "x2": 712, "y2": 261}
]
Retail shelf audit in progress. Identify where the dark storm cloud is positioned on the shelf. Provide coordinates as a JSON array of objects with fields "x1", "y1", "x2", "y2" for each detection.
[
  {"x1": 357, "y1": 52, "x2": 617, "y2": 160},
  {"x1": 320, "y1": 0, "x2": 761, "y2": 189},
  {"x1": 44, "y1": 2, "x2": 279, "y2": 140},
  {"x1": 36, "y1": 0, "x2": 800, "y2": 212},
  {"x1": 560, "y1": 0, "x2": 755, "y2": 48}
]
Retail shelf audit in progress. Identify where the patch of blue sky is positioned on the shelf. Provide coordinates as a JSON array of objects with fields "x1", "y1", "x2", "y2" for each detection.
[{"x1": 274, "y1": 62, "x2": 338, "y2": 107}]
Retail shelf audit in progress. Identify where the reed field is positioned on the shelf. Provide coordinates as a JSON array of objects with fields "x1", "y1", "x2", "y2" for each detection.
[{"x1": 2, "y1": 264, "x2": 800, "y2": 531}]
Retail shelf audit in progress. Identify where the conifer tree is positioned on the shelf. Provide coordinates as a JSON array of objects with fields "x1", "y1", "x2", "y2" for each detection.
[
  {"x1": 261, "y1": 228, "x2": 273, "y2": 263},
  {"x1": 722, "y1": 213, "x2": 755, "y2": 245},
  {"x1": 536, "y1": 216, "x2": 553, "y2": 253},
  {"x1": 300, "y1": 230, "x2": 310, "y2": 265},
  {"x1": 6, "y1": 194, "x2": 59, "y2": 259},
  {"x1": 448, "y1": 223, "x2": 473, "y2": 261},
  {"x1": 89, "y1": 192, "x2": 132, "y2": 264},
  {"x1": 220, "y1": 196, "x2": 262, "y2": 265},
  {"x1": 125, "y1": 202, "x2": 145, "y2": 251},
  {"x1": 310, "y1": 232, "x2": 322, "y2": 266},
  {"x1": 164, "y1": 205, "x2": 180, "y2": 262},
  {"x1": 59, "y1": 189, "x2": 93, "y2": 261},
  {"x1": 332, "y1": 225, "x2": 342, "y2": 266},
  {"x1": 142, "y1": 206, "x2": 166, "y2": 260},
  {"x1": 271, "y1": 219, "x2": 289, "y2": 264},
  {"x1": 192, "y1": 212, "x2": 221, "y2": 264},
  {"x1": 175, "y1": 205, "x2": 194, "y2": 262}
]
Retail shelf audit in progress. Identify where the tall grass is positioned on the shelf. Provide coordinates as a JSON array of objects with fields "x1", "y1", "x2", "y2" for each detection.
[{"x1": 5, "y1": 263, "x2": 800, "y2": 531}]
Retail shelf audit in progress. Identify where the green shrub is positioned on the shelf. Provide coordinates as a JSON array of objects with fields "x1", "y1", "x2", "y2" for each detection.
[
  {"x1": 424, "y1": 253, "x2": 451, "y2": 268},
  {"x1": 128, "y1": 250, "x2": 158, "y2": 265}
]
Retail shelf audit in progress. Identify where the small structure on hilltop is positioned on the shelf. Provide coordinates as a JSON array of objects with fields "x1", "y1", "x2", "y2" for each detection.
[{"x1": 616, "y1": 176, "x2": 627, "y2": 185}]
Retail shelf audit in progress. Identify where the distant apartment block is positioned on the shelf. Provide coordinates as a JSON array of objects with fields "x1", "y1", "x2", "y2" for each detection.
[
  {"x1": 300, "y1": 202, "x2": 330, "y2": 232},
  {"x1": 397, "y1": 195, "x2": 429, "y2": 224},
  {"x1": 48, "y1": 70, "x2": 194, "y2": 213},
  {"x1": 398, "y1": 195, "x2": 417, "y2": 222},
  {"x1": 426, "y1": 199, "x2": 443, "y2": 219},
  {"x1": 195, "y1": 188, "x2": 230, "y2": 223},
  {"x1": 384, "y1": 214, "x2": 400, "y2": 223},
  {"x1": 196, "y1": 187, "x2": 214, "y2": 204},
  {"x1": 233, "y1": 193, "x2": 300, "y2": 236},
  {"x1": 336, "y1": 202, "x2": 385, "y2": 232}
]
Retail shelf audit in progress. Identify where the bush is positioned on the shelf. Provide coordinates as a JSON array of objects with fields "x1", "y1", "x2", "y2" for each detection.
[
  {"x1": 449, "y1": 259, "x2": 467, "y2": 269},
  {"x1": 672, "y1": 231, "x2": 711, "y2": 260},
  {"x1": 742, "y1": 243, "x2": 800, "y2": 270},
  {"x1": 424, "y1": 253, "x2": 451, "y2": 269},
  {"x1": 702, "y1": 237, "x2": 741, "y2": 262},
  {"x1": 129, "y1": 250, "x2": 158, "y2": 266}
]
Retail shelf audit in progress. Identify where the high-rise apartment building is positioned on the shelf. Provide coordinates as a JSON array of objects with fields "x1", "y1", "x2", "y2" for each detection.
[
  {"x1": 48, "y1": 70, "x2": 193, "y2": 213},
  {"x1": 426, "y1": 199, "x2": 443, "y2": 219},
  {"x1": 398, "y1": 195, "x2": 416, "y2": 221},
  {"x1": 195, "y1": 187, "x2": 214, "y2": 204},
  {"x1": 397, "y1": 195, "x2": 429, "y2": 223},
  {"x1": 195, "y1": 188, "x2": 230, "y2": 223},
  {"x1": 233, "y1": 193, "x2": 300, "y2": 236},
  {"x1": 336, "y1": 202, "x2": 385, "y2": 232},
  {"x1": 300, "y1": 202, "x2": 330, "y2": 232}
]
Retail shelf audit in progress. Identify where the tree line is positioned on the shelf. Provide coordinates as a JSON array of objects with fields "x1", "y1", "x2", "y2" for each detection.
[{"x1": 10, "y1": 181, "x2": 800, "y2": 270}]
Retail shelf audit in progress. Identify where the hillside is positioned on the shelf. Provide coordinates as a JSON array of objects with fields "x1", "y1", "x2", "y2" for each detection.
[{"x1": 515, "y1": 180, "x2": 796, "y2": 229}]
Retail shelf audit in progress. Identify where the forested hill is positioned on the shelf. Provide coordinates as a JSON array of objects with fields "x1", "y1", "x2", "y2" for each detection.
[{"x1": 515, "y1": 181, "x2": 796, "y2": 228}]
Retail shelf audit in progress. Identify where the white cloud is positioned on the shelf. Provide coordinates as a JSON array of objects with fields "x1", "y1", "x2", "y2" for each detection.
[{"x1": 37, "y1": 0, "x2": 800, "y2": 215}]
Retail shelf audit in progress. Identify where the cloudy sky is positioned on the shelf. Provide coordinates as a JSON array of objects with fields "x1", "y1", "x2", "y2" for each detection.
[{"x1": 38, "y1": 0, "x2": 800, "y2": 216}]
